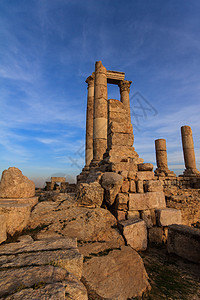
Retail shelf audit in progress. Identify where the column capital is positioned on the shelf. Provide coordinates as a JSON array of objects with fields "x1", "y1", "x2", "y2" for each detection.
[
  {"x1": 86, "y1": 73, "x2": 95, "y2": 87},
  {"x1": 118, "y1": 80, "x2": 132, "y2": 93}
]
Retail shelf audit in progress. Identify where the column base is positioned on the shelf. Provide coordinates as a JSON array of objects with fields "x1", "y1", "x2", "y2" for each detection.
[
  {"x1": 154, "y1": 168, "x2": 176, "y2": 177},
  {"x1": 182, "y1": 168, "x2": 200, "y2": 177}
]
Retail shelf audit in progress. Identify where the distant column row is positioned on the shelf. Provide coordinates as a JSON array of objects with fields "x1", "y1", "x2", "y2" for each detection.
[{"x1": 155, "y1": 125, "x2": 199, "y2": 177}]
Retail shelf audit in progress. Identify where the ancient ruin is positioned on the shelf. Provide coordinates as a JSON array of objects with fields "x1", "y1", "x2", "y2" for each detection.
[{"x1": 0, "y1": 61, "x2": 199, "y2": 299}]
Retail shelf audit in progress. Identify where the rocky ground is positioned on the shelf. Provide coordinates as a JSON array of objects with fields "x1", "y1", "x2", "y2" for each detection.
[{"x1": 1, "y1": 191, "x2": 199, "y2": 299}]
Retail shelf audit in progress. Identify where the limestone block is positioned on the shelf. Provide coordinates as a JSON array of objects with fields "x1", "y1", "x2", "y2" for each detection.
[
  {"x1": 0, "y1": 202, "x2": 31, "y2": 236},
  {"x1": 51, "y1": 177, "x2": 66, "y2": 183},
  {"x1": 144, "y1": 180, "x2": 163, "y2": 192},
  {"x1": 115, "y1": 193, "x2": 128, "y2": 210},
  {"x1": 118, "y1": 219, "x2": 147, "y2": 251},
  {"x1": 115, "y1": 210, "x2": 126, "y2": 221},
  {"x1": 129, "y1": 192, "x2": 166, "y2": 211},
  {"x1": 141, "y1": 210, "x2": 156, "y2": 228},
  {"x1": 108, "y1": 132, "x2": 134, "y2": 148},
  {"x1": 119, "y1": 171, "x2": 128, "y2": 179},
  {"x1": 128, "y1": 170, "x2": 137, "y2": 180},
  {"x1": 129, "y1": 180, "x2": 136, "y2": 193},
  {"x1": 0, "y1": 214, "x2": 7, "y2": 244},
  {"x1": 167, "y1": 224, "x2": 200, "y2": 263},
  {"x1": 127, "y1": 211, "x2": 140, "y2": 220},
  {"x1": 121, "y1": 179, "x2": 129, "y2": 193},
  {"x1": 108, "y1": 111, "x2": 130, "y2": 124},
  {"x1": 82, "y1": 246, "x2": 150, "y2": 299},
  {"x1": 136, "y1": 171, "x2": 154, "y2": 180},
  {"x1": 108, "y1": 121, "x2": 133, "y2": 134},
  {"x1": 108, "y1": 98, "x2": 126, "y2": 113},
  {"x1": 136, "y1": 180, "x2": 144, "y2": 193},
  {"x1": 148, "y1": 227, "x2": 164, "y2": 244},
  {"x1": 156, "y1": 208, "x2": 182, "y2": 226},
  {"x1": 108, "y1": 146, "x2": 139, "y2": 160},
  {"x1": 0, "y1": 167, "x2": 35, "y2": 199},
  {"x1": 138, "y1": 163, "x2": 153, "y2": 171},
  {"x1": 101, "y1": 172, "x2": 123, "y2": 206},
  {"x1": 76, "y1": 182, "x2": 104, "y2": 208}
]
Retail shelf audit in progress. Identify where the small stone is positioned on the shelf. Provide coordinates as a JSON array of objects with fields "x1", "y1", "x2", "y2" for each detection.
[
  {"x1": 101, "y1": 172, "x2": 123, "y2": 206},
  {"x1": 136, "y1": 180, "x2": 144, "y2": 193},
  {"x1": 129, "y1": 180, "x2": 136, "y2": 193},
  {"x1": 0, "y1": 167, "x2": 35, "y2": 199},
  {"x1": 156, "y1": 208, "x2": 182, "y2": 226},
  {"x1": 118, "y1": 219, "x2": 147, "y2": 251},
  {"x1": 121, "y1": 179, "x2": 129, "y2": 193},
  {"x1": 138, "y1": 163, "x2": 153, "y2": 171}
]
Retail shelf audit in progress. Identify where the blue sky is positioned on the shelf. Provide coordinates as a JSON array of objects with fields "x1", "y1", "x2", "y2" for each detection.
[{"x1": 0, "y1": 0, "x2": 200, "y2": 187}]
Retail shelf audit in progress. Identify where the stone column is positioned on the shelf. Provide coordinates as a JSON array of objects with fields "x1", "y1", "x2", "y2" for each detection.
[
  {"x1": 85, "y1": 74, "x2": 94, "y2": 167},
  {"x1": 93, "y1": 61, "x2": 108, "y2": 161},
  {"x1": 181, "y1": 126, "x2": 199, "y2": 175},
  {"x1": 155, "y1": 139, "x2": 175, "y2": 176},
  {"x1": 119, "y1": 80, "x2": 132, "y2": 123}
]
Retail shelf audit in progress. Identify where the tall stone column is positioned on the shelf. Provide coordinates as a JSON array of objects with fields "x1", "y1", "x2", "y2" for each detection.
[
  {"x1": 119, "y1": 80, "x2": 132, "y2": 123},
  {"x1": 85, "y1": 74, "x2": 94, "y2": 167},
  {"x1": 155, "y1": 139, "x2": 175, "y2": 177},
  {"x1": 93, "y1": 61, "x2": 108, "y2": 161},
  {"x1": 181, "y1": 125, "x2": 200, "y2": 176}
]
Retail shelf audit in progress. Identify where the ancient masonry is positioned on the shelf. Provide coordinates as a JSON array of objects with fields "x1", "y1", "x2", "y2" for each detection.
[{"x1": 77, "y1": 61, "x2": 183, "y2": 249}]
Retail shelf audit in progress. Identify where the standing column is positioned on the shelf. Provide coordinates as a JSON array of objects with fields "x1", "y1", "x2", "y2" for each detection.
[
  {"x1": 155, "y1": 139, "x2": 175, "y2": 176},
  {"x1": 181, "y1": 125, "x2": 199, "y2": 175},
  {"x1": 119, "y1": 80, "x2": 132, "y2": 123},
  {"x1": 85, "y1": 74, "x2": 94, "y2": 167},
  {"x1": 93, "y1": 61, "x2": 108, "y2": 161}
]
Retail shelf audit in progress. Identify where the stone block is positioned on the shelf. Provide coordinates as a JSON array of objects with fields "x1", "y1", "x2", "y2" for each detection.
[
  {"x1": 0, "y1": 214, "x2": 7, "y2": 244},
  {"x1": 138, "y1": 163, "x2": 153, "y2": 171},
  {"x1": 141, "y1": 210, "x2": 156, "y2": 228},
  {"x1": 121, "y1": 180, "x2": 129, "y2": 193},
  {"x1": 129, "y1": 192, "x2": 166, "y2": 211},
  {"x1": 118, "y1": 219, "x2": 147, "y2": 251},
  {"x1": 128, "y1": 171, "x2": 137, "y2": 180},
  {"x1": 127, "y1": 211, "x2": 140, "y2": 220},
  {"x1": 0, "y1": 167, "x2": 35, "y2": 199},
  {"x1": 115, "y1": 193, "x2": 128, "y2": 210},
  {"x1": 0, "y1": 202, "x2": 31, "y2": 236},
  {"x1": 129, "y1": 180, "x2": 136, "y2": 193},
  {"x1": 148, "y1": 227, "x2": 163, "y2": 244},
  {"x1": 136, "y1": 171, "x2": 154, "y2": 180},
  {"x1": 108, "y1": 132, "x2": 134, "y2": 148},
  {"x1": 156, "y1": 208, "x2": 182, "y2": 226},
  {"x1": 144, "y1": 180, "x2": 163, "y2": 192},
  {"x1": 115, "y1": 210, "x2": 126, "y2": 221},
  {"x1": 108, "y1": 121, "x2": 133, "y2": 134},
  {"x1": 119, "y1": 171, "x2": 128, "y2": 179},
  {"x1": 76, "y1": 182, "x2": 104, "y2": 208},
  {"x1": 136, "y1": 180, "x2": 144, "y2": 193},
  {"x1": 167, "y1": 224, "x2": 200, "y2": 263},
  {"x1": 51, "y1": 177, "x2": 66, "y2": 183}
]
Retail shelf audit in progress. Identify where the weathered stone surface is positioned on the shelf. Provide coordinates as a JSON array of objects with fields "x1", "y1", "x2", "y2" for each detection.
[
  {"x1": 115, "y1": 193, "x2": 128, "y2": 210},
  {"x1": 138, "y1": 163, "x2": 153, "y2": 171},
  {"x1": 148, "y1": 227, "x2": 166, "y2": 244},
  {"x1": 137, "y1": 180, "x2": 144, "y2": 193},
  {"x1": 108, "y1": 132, "x2": 134, "y2": 148},
  {"x1": 0, "y1": 237, "x2": 77, "y2": 255},
  {"x1": 0, "y1": 266, "x2": 87, "y2": 299},
  {"x1": 129, "y1": 180, "x2": 136, "y2": 192},
  {"x1": 156, "y1": 208, "x2": 182, "y2": 226},
  {"x1": 129, "y1": 191, "x2": 166, "y2": 211},
  {"x1": 4, "y1": 280, "x2": 88, "y2": 300},
  {"x1": 0, "y1": 167, "x2": 35, "y2": 199},
  {"x1": 29, "y1": 202, "x2": 124, "y2": 244},
  {"x1": 108, "y1": 121, "x2": 133, "y2": 134},
  {"x1": 141, "y1": 209, "x2": 156, "y2": 228},
  {"x1": 0, "y1": 214, "x2": 7, "y2": 244},
  {"x1": 101, "y1": 172, "x2": 123, "y2": 205},
  {"x1": 1, "y1": 197, "x2": 38, "y2": 208},
  {"x1": 167, "y1": 224, "x2": 200, "y2": 263},
  {"x1": 118, "y1": 219, "x2": 147, "y2": 251},
  {"x1": 82, "y1": 246, "x2": 150, "y2": 299},
  {"x1": 114, "y1": 210, "x2": 126, "y2": 221},
  {"x1": 121, "y1": 179, "x2": 129, "y2": 193},
  {"x1": 51, "y1": 176, "x2": 66, "y2": 183},
  {"x1": 145, "y1": 180, "x2": 163, "y2": 192},
  {"x1": 0, "y1": 202, "x2": 31, "y2": 236},
  {"x1": 76, "y1": 182, "x2": 104, "y2": 207},
  {"x1": 137, "y1": 171, "x2": 154, "y2": 180},
  {"x1": 127, "y1": 210, "x2": 140, "y2": 220}
]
